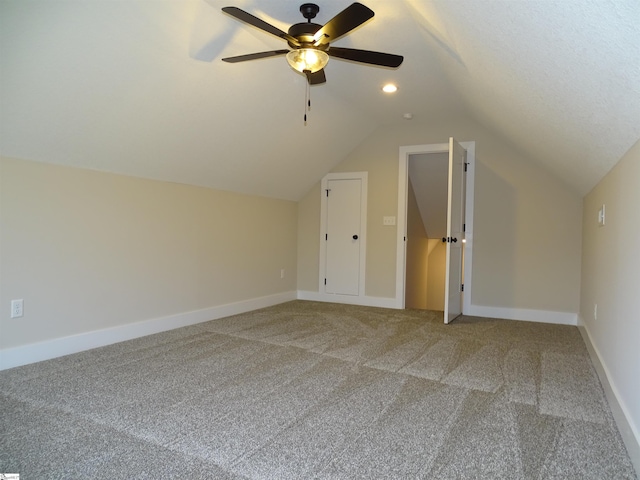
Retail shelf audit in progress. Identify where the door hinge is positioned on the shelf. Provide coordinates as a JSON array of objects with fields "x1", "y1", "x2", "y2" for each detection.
[
  {"x1": 325, "y1": 233, "x2": 328, "y2": 241},
  {"x1": 326, "y1": 189, "x2": 330, "y2": 197},
  {"x1": 464, "y1": 163, "x2": 468, "y2": 172},
  {"x1": 461, "y1": 284, "x2": 464, "y2": 292},
  {"x1": 324, "y1": 278, "x2": 327, "y2": 285},
  {"x1": 463, "y1": 223, "x2": 466, "y2": 232}
]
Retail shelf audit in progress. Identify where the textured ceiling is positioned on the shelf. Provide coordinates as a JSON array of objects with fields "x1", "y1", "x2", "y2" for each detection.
[{"x1": 1, "y1": 0, "x2": 639, "y2": 200}]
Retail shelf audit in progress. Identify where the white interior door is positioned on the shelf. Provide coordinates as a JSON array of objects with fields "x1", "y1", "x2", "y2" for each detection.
[
  {"x1": 324, "y1": 178, "x2": 362, "y2": 295},
  {"x1": 444, "y1": 137, "x2": 466, "y2": 324}
]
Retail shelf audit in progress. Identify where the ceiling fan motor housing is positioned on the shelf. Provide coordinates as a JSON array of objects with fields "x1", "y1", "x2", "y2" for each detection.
[{"x1": 288, "y1": 22, "x2": 325, "y2": 49}]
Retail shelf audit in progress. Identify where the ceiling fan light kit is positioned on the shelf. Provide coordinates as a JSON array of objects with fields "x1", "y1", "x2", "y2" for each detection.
[{"x1": 286, "y1": 48, "x2": 329, "y2": 73}]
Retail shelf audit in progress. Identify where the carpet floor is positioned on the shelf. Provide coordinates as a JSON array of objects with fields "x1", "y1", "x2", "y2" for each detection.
[{"x1": 1, "y1": 300, "x2": 637, "y2": 479}]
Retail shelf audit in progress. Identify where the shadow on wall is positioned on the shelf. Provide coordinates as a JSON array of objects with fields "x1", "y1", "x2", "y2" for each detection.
[
  {"x1": 426, "y1": 240, "x2": 446, "y2": 310},
  {"x1": 472, "y1": 159, "x2": 517, "y2": 307},
  {"x1": 405, "y1": 178, "x2": 430, "y2": 309}
]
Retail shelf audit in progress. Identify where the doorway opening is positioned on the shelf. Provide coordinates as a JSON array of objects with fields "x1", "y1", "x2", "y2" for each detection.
[
  {"x1": 395, "y1": 140, "x2": 476, "y2": 322},
  {"x1": 405, "y1": 151, "x2": 449, "y2": 311}
]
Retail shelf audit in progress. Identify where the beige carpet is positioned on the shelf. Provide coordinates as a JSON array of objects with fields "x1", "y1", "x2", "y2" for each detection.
[{"x1": 1, "y1": 301, "x2": 636, "y2": 479}]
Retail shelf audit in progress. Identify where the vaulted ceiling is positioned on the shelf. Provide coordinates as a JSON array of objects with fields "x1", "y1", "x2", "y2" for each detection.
[{"x1": 1, "y1": 0, "x2": 638, "y2": 201}]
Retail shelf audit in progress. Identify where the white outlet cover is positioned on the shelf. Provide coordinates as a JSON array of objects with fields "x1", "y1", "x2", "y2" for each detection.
[
  {"x1": 598, "y1": 204, "x2": 606, "y2": 226},
  {"x1": 11, "y1": 299, "x2": 24, "y2": 318},
  {"x1": 383, "y1": 216, "x2": 396, "y2": 226}
]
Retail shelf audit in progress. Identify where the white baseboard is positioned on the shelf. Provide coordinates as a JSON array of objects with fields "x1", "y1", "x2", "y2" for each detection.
[
  {"x1": 577, "y1": 317, "x2": 640, "y2": 475},
  {"x1": 294, "y1": 294, "x2": 578, "y2": 326},
  {"x1": 297, "y1": 290, "x2": 397, "y2": 309},
  {"x1": 0, "y1": 291, "x2": 297, "y2": 371},
  {"x1": 467, "y1": 304, "x2": 577, "y2": 325}
]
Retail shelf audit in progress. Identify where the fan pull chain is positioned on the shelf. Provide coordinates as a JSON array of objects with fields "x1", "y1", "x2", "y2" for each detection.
[{"x1": 303, "y1": 71, "x2": 311, "y2": 126}]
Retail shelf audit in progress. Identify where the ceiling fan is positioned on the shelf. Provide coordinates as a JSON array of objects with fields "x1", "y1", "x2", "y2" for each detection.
[{"x1": 221, "y1": 2, "x2": 404, "y2": 85}]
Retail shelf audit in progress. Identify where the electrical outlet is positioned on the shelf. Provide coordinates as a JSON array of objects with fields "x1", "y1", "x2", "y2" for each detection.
[
  {"x1": 594, "y1": 303, "x2": 598, "y2": 320},
  {"x1": 280, "y1": 268, "x2": 285, "y2": 279},
  {"x1": 383, "y1": 216, "x2": 396, "y2": 226},
  {"x1": 11, "y1": 299, "x2": 24, "y2": 318}
]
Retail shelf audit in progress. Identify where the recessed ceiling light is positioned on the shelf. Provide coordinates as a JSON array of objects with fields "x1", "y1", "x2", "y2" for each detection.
[{"x1": 382, "y1": 84, "x2": 398, "y2": 93}]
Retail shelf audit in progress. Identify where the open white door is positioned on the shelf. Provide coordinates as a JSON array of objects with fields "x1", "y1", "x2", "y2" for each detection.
[{"x1": 443, "y1": 137, "x2": 466, "y2": 324}]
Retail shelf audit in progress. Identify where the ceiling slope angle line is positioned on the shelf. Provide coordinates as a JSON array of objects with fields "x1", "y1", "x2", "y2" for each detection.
[
  {"x1": 402, "y1": 0, "x2": 466, "y2": 69},
  {"x1": 219, "y1": 2, "x2": 404, "y2": 85}
]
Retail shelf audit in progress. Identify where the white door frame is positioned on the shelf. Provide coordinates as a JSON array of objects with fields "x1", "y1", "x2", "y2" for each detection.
[
  {"x1": 319, "y1": 172, "x2": 368, "y2": 298},
  {"x1": 395, "y1": 142, "x2": 475, "y2": 312}
]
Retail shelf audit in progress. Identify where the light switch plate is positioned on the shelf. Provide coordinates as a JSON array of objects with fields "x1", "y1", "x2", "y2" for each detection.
[{"x1": 383, "y1": 216, "x2": 396, "y2": 226}]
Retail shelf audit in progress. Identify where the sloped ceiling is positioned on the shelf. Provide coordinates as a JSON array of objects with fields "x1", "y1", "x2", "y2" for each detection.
[{"x1": 1, "y1": 0, "x2": 638, "y2": 201}]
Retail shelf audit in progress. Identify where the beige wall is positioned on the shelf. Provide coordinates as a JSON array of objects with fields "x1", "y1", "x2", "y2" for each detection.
[
  {"x1": 297, "y1": 116, "x2": 583, "y2": 314},
  {"x1": 405, "y1": 180, "x2": 429, "y2": 309},
  {"x1": 0, "y1": 157, "x2": 298, "y2": 349},
  {"x1": 580, "y1": 139, "x2": 640, "y2": 453},
  {"x1": 296, "y1": 182, "x2": 321, "y2": 292}
]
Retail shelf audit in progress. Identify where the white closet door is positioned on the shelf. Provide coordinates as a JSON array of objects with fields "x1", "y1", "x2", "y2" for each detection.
[{"x1": 325, "y1": 178, "x2": 362, "y2": 295}]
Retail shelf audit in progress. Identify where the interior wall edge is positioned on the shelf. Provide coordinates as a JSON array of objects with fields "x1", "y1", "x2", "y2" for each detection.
[
  {"x1": 0, "y1": 291, "x2": 297, "y2": 371},
  {"x1": 577, "y1": 316, "x2": 640, "y2": 474}
]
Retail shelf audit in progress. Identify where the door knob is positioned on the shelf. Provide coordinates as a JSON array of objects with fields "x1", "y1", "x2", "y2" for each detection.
[
  {"x1": 451, "y1": 237, "x2": 457, "y2": 243},
  {"x1": 353, "y1": 235, "x2": 358, "y2": 240},
  {"x1": 442, "y1": 237, "x2": 447, "y2": 243}
]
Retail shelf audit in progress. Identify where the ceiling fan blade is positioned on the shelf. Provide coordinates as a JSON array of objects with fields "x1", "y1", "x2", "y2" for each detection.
[
  {"x1": 329, "y1": 47, "x2": 403, "y2": 67},
  {"x1": 313, "y1": 3, "x2": 374, "y2": 44},
  {"x1": 221, "y1": 49, "x2": 289, "y2": 63},
  {"x1": 222, "y1": 7, "x2": 300, "y2": 46},
  {"x1": 305, "y1": 69, "x2": 327, "y2": 85}
]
